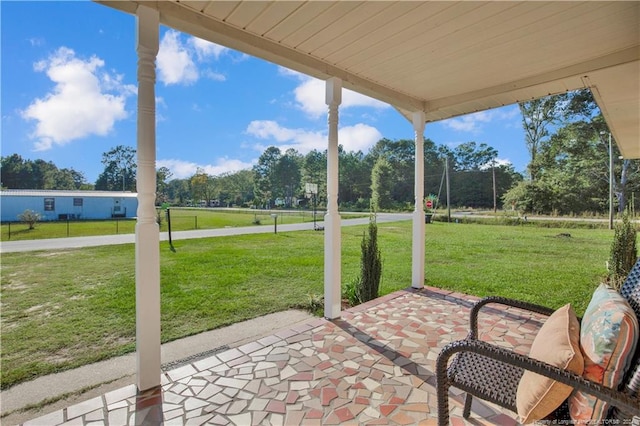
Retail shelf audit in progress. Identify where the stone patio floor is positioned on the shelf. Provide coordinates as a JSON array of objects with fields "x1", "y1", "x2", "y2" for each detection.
[{"x1": 19, "y1": 286, "x2": 546, "y2": 425}]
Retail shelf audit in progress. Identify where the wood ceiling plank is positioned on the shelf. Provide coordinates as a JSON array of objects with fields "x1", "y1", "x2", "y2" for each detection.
[
  {"x1": 244, "y1": 2, "x2": 304, "y2": 36},
  {"x1": 279, "y1": 2, "x2": 362, "y2": 48},
  {"x1": 313, "y1": 2, "x2": 423, "y2": 60},
  {"x1": 339, "y1": 2, "x2": 487, "y2": 71},
  {"x1": 262, "y1": 2, "x2": 336, "y2": 42},
  {"x1": 201, "y1": 1, "x2": 240, "y2": 21},
  {"x1": 327, "y1": 2, "x2": 452, "y2": 67},
  {"x1": 362, "y1": 2, "x2": 574, "y2": 80},
  {"x1": 370, "y1": 2, "x2": 634, "y2": 98},
  {"x1": 176, "y1": 1, "x2": 210, "y2": 14},
  {"x1": 224, "y1": 1, "x2": 271, "y2": 29},
  {"x1": 294, "y1": 1, "x2": 391, "y2": 54}
]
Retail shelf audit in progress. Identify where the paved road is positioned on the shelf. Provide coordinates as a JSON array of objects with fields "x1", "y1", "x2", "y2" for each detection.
[{"x1": 0, "y1": 213, "x2": 413, "y2": 253}]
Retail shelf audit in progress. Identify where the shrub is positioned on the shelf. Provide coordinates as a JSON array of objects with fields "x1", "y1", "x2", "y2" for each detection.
[
  {"x1": 354, "y1": 215, "x2": 382, "y2": 304},
  {"x1": 343, "y1": 277, "x2": 359, "y2": 307},
  {"x1": 306, "y1": 294, "x2": 324, "y2": 315},
  {"x1": 608, "y1": 211, "x2": 638, "y2": 290},
  {"x1": 18, "y1": 209, "x2": 41, "y2": 230}
]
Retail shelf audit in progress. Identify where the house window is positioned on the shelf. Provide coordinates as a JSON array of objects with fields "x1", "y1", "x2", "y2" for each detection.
[
  {"x1": 44, "y1": 198, "x2": 55, "y2": 211},
  {"x1": 73, "y1": 198, "x2": 83, "y2": 207}
]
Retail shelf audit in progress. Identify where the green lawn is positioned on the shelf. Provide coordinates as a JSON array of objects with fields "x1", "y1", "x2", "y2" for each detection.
[
  {"x1": 0, "y1": 221, "x2": 613, "y2": 389},
  {"x1": 0, "y1": 208, "x2": 327, "y2": 241}
]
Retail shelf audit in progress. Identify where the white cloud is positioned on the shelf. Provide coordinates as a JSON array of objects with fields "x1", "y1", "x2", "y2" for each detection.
[
  {"x1": 28, "y1": 37, "x2": 45, "y2": 47},
  {"x1": 441, "y1": 106, "x2": 520, "y2": 133},
  {"x1": 441, "y1": 111, "x2": 493, "y2": 133},
  {"x1": 293, "y1": 77, "x2": 389, "y2": 118},
  {"x1": 157, "y1": 30, "x2": 198, "y2": 86},
  {"x1": 479, "y1": 157, "x2": 513, "y2": 170},
  {"x1": 246, "y1": 120, "x2": 382, "y2": 154},
  {"x1": 202, "y1": 69, "x2": 226, "y2": 82},
  {"x1": 157, "y1": 158, "x2": 255, "y2": 179},
  {"x1": 495, "y1": 158, "x2": 512, "y2": 167},
  {"x1": 247, "y1": 120, "x2": 324, "y2": 152},
  {"x1": 157, "y1": 31, "x2": 230, "y2": 86},
  {"x1": 188, "y1": 37, "x2": 228, "y2": 61},
  {"x1": 21, "y1": 47, "x2": 135, "y2": 151},
  {"x1": 277, "y1": 66, "x2": 304, "y2": 79},
  {"x1": 338, "y1": 123, "x2": 383, "y2": 152}
]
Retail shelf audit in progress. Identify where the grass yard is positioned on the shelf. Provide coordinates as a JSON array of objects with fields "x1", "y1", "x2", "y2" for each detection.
[
  {"x1": 0, "y1": 221, "x2": 613, "y2": 389},
  {"x1": 0, "y1": 208, "x2": 328, "y2": 241}
]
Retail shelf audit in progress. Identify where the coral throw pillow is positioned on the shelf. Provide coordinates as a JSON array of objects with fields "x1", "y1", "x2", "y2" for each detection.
[{"x1": 516, "y1": 303, "x2": 584, "y2": 423}]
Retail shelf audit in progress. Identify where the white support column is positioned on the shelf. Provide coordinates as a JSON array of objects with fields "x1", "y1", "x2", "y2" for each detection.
[
  {"x1": 135, "y1": 5, "x2": 161, "y2": 392},
  {"x1": 324, "y1": 77, "x2": 342, "y2": 319},
  {"x1": 412, "y1": 112, "x2": 426, "y2": 289}
]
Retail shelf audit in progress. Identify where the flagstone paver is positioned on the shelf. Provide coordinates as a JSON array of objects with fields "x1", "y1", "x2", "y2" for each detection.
[{"x1": 19, "y1": 286, "x2": 545, "y2": 425}]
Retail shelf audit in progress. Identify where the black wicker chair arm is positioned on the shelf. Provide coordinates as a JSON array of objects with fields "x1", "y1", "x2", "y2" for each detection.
[
  {"x1": 436, "y1": 338, "x2": 640, "y2": 418},
  {"x1": 469, "y1": 296, "x2": 557, "y2": 339}
]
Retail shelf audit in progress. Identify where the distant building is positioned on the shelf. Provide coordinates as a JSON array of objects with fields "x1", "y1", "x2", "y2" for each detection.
[{"x1": 0, "y1": 190, "x2": 138, "y2": 222}]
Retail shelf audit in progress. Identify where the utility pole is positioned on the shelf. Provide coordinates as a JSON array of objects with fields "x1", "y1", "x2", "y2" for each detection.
[
  {"x1": 492, "y1": 161, "x2": 497, "y2": 213},
  {"x1": 609, "y1": 132, "x2": 614, "y2": 230},
  {"x1": 445, "y1": 156, "x2": 451, "y2": 222},
  {"x1": 602, "y1": 131, "x2": 614, "y2": 230}
]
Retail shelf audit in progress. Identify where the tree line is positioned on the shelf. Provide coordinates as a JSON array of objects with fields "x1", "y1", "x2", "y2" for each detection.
[
  {"x1": 509, "y1": 89, "x2": 639, "y2": 215},
  {"x1": 2, "y1": 89, "x2": 638, "y2": 215}
]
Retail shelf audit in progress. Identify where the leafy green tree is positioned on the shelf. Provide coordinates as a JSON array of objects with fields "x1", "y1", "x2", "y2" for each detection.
[
  {"x1": 519, "y1": 95, "x2": 565, "y2": 181},
  {"x1": 1, "y1": 154, "x2": 31, "y2": 188},
  {"x1": 302, "y1": 150, "x2": 327, "y2": 206},
  {"x1": 366, "y1": 139, "x2": 414, "y2": 205},
  {"x1": 1, "y1": 154, "x2": 87, "y2": 190},
  {"x1": 42, "y1": 167, "x2": 87, "y2": 190},
  {"x1": 514, "y1": 90, "x2": 640, "y2": 215},
  {"x1": 563, "y1": 90, "x2": 638, "y2": 213},
  {"x1": 156, "y1": 167, "x2": 173, "y2": 204},
  {"x1": 453, "y1": 142, "x2": 497, "y2": 171},
  {"x1": 217, "y1": 170, "x2": 254, "y2": 206},
  {"x1": 447, "y1": 142, "x2": 521, "y2": 209},
  {"x1": 95, "y1": 145, "x2": 136, "y2": 191},
  {"x1": 339, "y1": 149, "x2": 370, "y2": 207},
  {"x1": 502, "y1": 180, "x2": 556, "y2": 215},
  {"x1": 165, "y1": 178, "x2": 191, "y2": 205},
  {"x1": 190, "y1": 168, "x2": 217, "y2": 205},
  {"x1": 274, "y1": 149, "x2": 302, "y2": 207},
  {"x1": 253, "y1": 146, "x2": 281, "y2": 207},
  {"x1": 371, "y1": 156, "x2": 394, "y2": 211}
]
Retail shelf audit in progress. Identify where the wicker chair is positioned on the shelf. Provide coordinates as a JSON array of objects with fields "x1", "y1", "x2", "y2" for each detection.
[{"x1": 436, "y1": 259, "x2": 640, "y2": 425}]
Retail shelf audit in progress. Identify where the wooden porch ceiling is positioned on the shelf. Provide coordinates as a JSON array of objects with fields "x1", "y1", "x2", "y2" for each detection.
[{"x1": 96, "y1": 1, "x2": 640, "y2": 158}]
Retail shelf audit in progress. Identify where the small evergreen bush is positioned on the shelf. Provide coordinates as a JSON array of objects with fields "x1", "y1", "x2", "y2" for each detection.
[
  {"x1": 354, "y1": 215, "x2": 382, "y2": 304},
  {"x1": 608, "y1": 211, "x2": 638, "y2": 290}
]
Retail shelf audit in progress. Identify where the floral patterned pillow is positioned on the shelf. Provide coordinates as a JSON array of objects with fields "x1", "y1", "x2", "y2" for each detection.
[{"x1": 569, "y1": 284, "x2": 639, "y2": 422}]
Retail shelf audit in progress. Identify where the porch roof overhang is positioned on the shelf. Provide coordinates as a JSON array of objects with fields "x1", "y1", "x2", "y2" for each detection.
[{"x1": 97, "y1": 0, "x2": 640, "y2": 158}]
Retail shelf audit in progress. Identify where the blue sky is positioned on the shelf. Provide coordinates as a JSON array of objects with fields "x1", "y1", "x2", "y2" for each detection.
[{"x1": 2, "y1": 1, "x2": 529, "y2": 184}]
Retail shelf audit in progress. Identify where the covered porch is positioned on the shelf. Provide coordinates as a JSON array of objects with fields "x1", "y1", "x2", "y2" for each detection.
[
  {"x1": 12, "y1": 1, "x2": 636, "y2": 424},
  {"x1": 20, "y1": 287, "x2": 545, "y2": 425},
  {"x1": 93, "y1": 0, "x2": 639, "y2": 395}
]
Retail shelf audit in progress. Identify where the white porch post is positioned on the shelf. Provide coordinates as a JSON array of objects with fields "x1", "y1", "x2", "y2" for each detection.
[
  {"x1": 324, "y1": 77, "x2": 342, "y2": 319},
  {"x1": 135, "y1": 5, "x2": 161, "y2": 391},
  {"x1": 412, "y1": 112, "x2": 426, "y2": 289}
]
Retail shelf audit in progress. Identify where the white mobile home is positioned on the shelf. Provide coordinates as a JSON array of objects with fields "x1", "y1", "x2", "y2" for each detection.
[{"x1": 0, "y1": 190, "x2": 138, "y2": 222}]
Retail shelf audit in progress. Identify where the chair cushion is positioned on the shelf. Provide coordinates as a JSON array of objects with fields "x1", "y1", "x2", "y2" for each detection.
[
  {"x1": 516, "y1": 303, "x2": 584, "y2": 423},
  {"x1": 569, "y1": 284, "x2": 639, "y2": 422}
]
